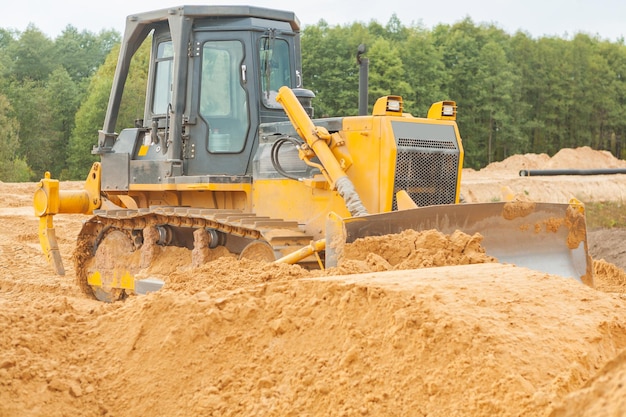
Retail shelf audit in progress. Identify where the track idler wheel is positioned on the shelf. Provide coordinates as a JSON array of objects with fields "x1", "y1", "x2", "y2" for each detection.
[
  {"x1": 239, "y1": 241, "x2": 276, "y2": 262},
  {"x1": 78, "y1": 227, "x2": 140, "y2": 302}
]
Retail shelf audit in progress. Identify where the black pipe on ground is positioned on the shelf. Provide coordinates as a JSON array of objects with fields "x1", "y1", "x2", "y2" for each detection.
[{"x1": 519, "y1": 168, "x2": 626, "y2": 176}]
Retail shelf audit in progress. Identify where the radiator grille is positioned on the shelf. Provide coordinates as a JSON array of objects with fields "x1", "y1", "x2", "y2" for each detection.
[
  {"x1": 397, "y1": 137, "x2": 457, "y2": 149},
  {"x1": 392, "y1": 137, "x2": 459, "y2": 209}
]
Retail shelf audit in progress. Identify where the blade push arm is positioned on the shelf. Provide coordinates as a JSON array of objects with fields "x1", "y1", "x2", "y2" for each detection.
[{"x1": 275, "y1": 86, "x2": 367, "y2": 217}]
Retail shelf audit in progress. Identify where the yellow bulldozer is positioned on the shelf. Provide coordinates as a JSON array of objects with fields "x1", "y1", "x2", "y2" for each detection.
[{"x1": 33, "y1": 5, "x2": 592, "y2": 301}]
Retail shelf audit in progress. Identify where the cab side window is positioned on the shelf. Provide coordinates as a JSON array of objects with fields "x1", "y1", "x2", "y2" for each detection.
[
  {"x1": 259, "y1": 38, "x2": 291, "y2": 109},
  {"x1": 152, "y1": 41, "x2": 174, "y2": 115}
]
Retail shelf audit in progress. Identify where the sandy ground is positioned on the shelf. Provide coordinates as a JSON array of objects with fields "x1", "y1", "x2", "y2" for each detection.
[{"x1": 1, "y1": 146, "x2": 626, "y2": 416}]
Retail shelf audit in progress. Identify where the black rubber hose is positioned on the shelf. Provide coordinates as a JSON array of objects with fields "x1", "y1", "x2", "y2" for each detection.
[
  {"x1": 519, "y1": 168, "x2": 626, "y2": 176},
  {"x1": 270, "y1": 136, "x2": 304, "y2": 180}
]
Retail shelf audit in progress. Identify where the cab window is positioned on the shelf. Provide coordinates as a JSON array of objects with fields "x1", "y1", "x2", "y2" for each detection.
[
  {"x1": 200, "y1": 40, "x2": 249, "y2": 153},
  {"x1": 152, "y1": 41, "x2": 173, "y2": 114},
  {"x1": 259, "y1": 37, "x2": 291, "y2": 109}
]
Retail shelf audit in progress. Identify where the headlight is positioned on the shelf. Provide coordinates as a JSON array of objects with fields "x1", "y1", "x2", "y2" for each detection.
[
  {"x1": 442, "y1": 105, "x2": 455, "y2": 116},
  {"x1": 386, "y1": 99, "x2": 401, "y2": 112}
]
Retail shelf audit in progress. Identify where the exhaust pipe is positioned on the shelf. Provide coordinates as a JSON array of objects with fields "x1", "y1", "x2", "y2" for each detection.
[{"x1": 357, "y1": 44, "x2": 368, "y2": 116}]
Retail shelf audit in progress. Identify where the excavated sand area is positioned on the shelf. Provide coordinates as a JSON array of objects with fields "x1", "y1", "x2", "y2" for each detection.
[
  {"x1": 1, "y1": 147, "x2": 626, "y2": 416},
  {"x1": 462, "y1": 146, "x2": 626, "y2": 203}
]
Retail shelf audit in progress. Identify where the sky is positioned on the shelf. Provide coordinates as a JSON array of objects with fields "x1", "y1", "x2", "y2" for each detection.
[{"x1": 1, "y1": 0, "x2": 625, "y2": 42}]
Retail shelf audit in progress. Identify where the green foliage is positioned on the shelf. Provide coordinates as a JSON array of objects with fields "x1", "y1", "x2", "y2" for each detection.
[
  {"x1": 118, "y1": 40, "x2": 150, "y2": 130},
  {"x1": 46, "y1": 67, "x2": 81, "y2": 177},
  {"x1": 66, "y1": 40, "x2": 149, "y2": 179},
  {"x1": 6, "y1": 78, "x2": 53, "y2": 177},
  {"x1": 0, "y1": 93, "x2": 32, "y2": 181},
  {"x1": 585, "y1": 201, "x2": 626, "y2": 229},
  {"x1": 368, "y1": 38, "x2": 414, "y2": 109},
  {"x1": 54, "y1": 25, "x2": 120, "y2": 81},
  {"x1": 301, "y1": 21, "x2": 365, "y2": 117},
  {"x1": 0, "y1": 24, "x2": 119, "y2": 181},
  {"x1": 3, "y1": 16, "x2": 626, "y2": 182},
  {"x1": 7, "y1": 25, "x2": 56, "y2": 81},
  {"x1": 301, "y1": 18, "x2": 626, "y2": 167},
  {"x1": 397, "y1": 26, "x2": 445, "y2": 117},
  {"x1": 66, "y1": 47, "x2": 118, "y2": 179}
]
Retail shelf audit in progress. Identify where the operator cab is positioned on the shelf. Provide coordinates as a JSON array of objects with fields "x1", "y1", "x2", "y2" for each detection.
[{"x1": 95, "y1": 6, "x2": 305, "y2": 187}]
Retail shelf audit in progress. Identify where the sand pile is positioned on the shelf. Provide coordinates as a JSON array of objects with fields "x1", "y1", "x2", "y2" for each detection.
[
  {"x1": 550, "y1": 349, "x2": 626, "y2": 416},
  {"x1": 545, "y1": 147, "x2": 626, "y2": 170},
  {"x1": 2, "y1": 149, "x2": 626, "y2": 417},
  {"x1": 462, "y1": 147, "x2": 626, "y2": 203},
  {"x1": 2, "y1": 223, "x2": 626, "y2": 416},
  {"x1": 336, "y1": 229, "x2": 495, "y2": 273},
  {"x1": 127, "y1": 229, "x2": 495, "y2": 297},
  {"x1": 480, "y1": 152, "x2": 551, "y2": 172},
  {"x1": 593, "y1": 259, "x2": 626, "y2": 293},
  {"x1": 2, "y1": 259, "x2": 626, "y2": 416},
  {"x1": 480, "y1": 146, "x2": 626, "y2": 172}
]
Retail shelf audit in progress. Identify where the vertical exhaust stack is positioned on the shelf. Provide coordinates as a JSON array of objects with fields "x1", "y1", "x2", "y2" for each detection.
[{"x1": 357, "y1": 44, "x2": 369, "y2": 116}]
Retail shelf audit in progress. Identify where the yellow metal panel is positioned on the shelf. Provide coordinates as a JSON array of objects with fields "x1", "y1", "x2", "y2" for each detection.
[
  {"x1": 427, "y1": 101, "x2": 457, "y2": 121},
  {"x1": 87, "y1": 270, "x2": 135, "y2": 291},
  {"x1": 341, "y1": 115, "x2": 397, "y2": 213},
  {"x1": 119, "y1": 186, "x2": 252, "y2": 210},
  {"x1": 119, "y1": 271, "x2": 135, "y2": 290},
  {"x1": 252, "y1": 178, "x2": 349, "y2": 239},
  {"x1": 128, "y1": 183, "x2": 252, "y2": 192},
  {"x1": 87, "y1": 271, "x2": 102, "y2": 286},
  {"x1": 128, "y1": 184, "x2": 178, "y2": 191},
  {"x1": 38, "y1": 216, "x2": 64, "y2": 275},
  {"x1": 186, "y1": 190, "x2": 250, "y2": 210},
  {"x1": 33, "y1": 172, "x2": 60, "y2": 216}
]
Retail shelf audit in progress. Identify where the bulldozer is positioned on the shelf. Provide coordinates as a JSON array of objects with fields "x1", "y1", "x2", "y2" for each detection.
[{"x1": 33, "y1": 5, "x2": 593, "y2": 302}]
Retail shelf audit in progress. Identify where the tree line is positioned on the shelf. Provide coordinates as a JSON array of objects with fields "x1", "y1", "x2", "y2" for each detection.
[
  {"x1": 302, "y1": 16, "x2": 626, "y2": 168},
  {"x1": 0, "y1": 25, "x2": 119, "y2": 181},
  {"x1": 1, "y1": 17, "x2": 625, "y2": 182}
]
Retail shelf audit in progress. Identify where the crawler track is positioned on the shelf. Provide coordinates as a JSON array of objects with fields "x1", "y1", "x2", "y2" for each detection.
[{"x1": 74, "y1": 206, "x2": 313, "y2": 300}]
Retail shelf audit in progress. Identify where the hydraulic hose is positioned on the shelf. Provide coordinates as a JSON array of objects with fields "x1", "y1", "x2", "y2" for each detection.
[{"x1": 276, "y1": 86, "x2": 368, "y2": 217}]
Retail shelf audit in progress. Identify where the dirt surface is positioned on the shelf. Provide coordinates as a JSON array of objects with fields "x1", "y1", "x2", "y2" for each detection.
[{"x1": 1, "y1": 147, "x2": 626, "y2": 416}]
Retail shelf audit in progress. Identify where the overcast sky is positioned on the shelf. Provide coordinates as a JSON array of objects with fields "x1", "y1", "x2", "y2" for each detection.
[{"x1": 2, "y1": 0, "x2": 625, "y2": 41}]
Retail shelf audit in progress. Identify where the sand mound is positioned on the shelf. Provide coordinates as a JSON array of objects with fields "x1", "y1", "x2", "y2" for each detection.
[
  {"x1": 3, "y1": 223, "x2": 626, "y2": 416},
  {"x1": 3, "y1": 148, "x2": 626, "y2": 416},
  {"x1": 546, "y1": 147, "x2": 626, "y2": 170},
  {"x1": 88, "y1": 267, "x2": 626, "y2": 416},
  {"x1": 3, "y1": 263, "x2": 626, "y2": 417},
  {"x1": 122, "y1": 229, "x2": 496, "y2": 297},
  {"x1": 549, "y1": 349, "x2": 626, "y2": 417},
  {"x1": 593, "y1": 259, "x2": 626, "y2": 293},
  {"x1": 462, "y1": 147, "x2": 626, "y2": 203},
  {"x1": 336, "y1": 229, "x2": 496, "y2": 274},
  {"x1": 481, "y1": 152, "x2": 551, "y2": 172},
  {"x1": 481, "y1": 146, "x2": 626, "y2": 172}
]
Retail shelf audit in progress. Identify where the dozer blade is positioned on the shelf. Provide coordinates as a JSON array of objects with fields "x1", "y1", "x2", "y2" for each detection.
[{"x1": 326, "y1": 201, "x2": 592, "y2": 286}]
